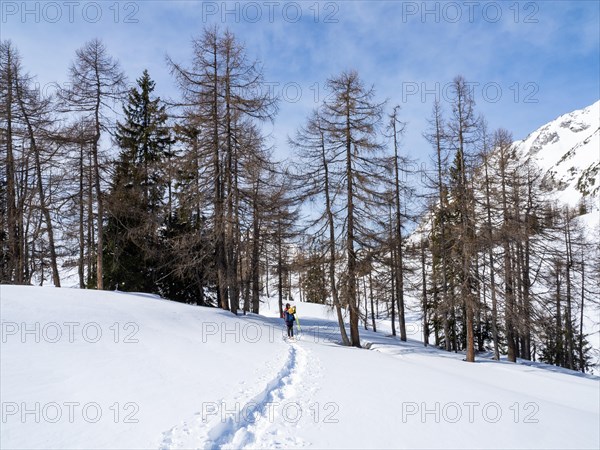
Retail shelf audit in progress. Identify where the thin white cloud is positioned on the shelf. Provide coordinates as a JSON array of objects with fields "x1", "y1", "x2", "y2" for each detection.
[{"x1": 2, "y1": 0, "x2": 597, "y2": 162}]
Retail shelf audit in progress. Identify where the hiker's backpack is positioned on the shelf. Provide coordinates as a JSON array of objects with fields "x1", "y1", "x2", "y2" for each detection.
[{"x1": 288, "y1": 306, "x2": 296, "y2": 315}]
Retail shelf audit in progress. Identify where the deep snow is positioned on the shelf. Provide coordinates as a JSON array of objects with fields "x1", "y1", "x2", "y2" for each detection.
[{"x1": 1, "y1": 285, "x2": 599, "y2": 449}]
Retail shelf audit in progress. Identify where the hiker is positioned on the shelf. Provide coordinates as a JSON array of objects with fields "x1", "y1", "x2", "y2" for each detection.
[{"x1": 283, "y1": 303, "x2": 296, "y2": 338}]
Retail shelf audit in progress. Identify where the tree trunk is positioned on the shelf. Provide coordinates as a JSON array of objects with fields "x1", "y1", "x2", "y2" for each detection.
[
  {"x1": 483, "y1": 156, "x2": 500, "y2": 359},
  {"x1": 362, "y1": 275, "x2": 369, "y2": 330},
  {"x1": 433, "y1": 102, "x2": 450, "y2": 352},
  {"x1": 500, "y1": 143, "x2": 517, "y2": 363},
  {"x1": 579, "y1": 244, "x2": 585, "y2": 372},
  {"x1": 391, "y1": 109, "x2": 407, "y2": 341},
  {"x1": 564, "y1": 210, "x2": 574, "y2": 370},
  {"x1": 390, "y1": 243, "x2": 397, "y2": 337},
  {"x1": 4, "y1": 48, "x2": 21, "y2": 283},
  {"x1": 421, "y1": 241, "x2": 429, "y2": 346},
  {"x1": 210, "y1": 44, "x2": 227, "y2": 311},
  {"x1": 251, "y1": 181, "x2": 261, "y2": 314},
  {"x1": 277, "y1": 221, "x2": 284, "y2": 318},
  {"x1": 346, "y1": 134, "x2": 360, "y2": 347},
  {"x1": 324, "y1": 147, "x2": 350, "y2": 344},
  {"x1": 15, "y1": 79, "x2": 60, "y2": 287},
  {"x1": 369, "y1": 271, "x2": 376, "y2": 332},
  {"x1": 555, "y1": 262, "x2": 563, "y2": 366},
  {"x1": 87, "y1": 154, "x2": 95, "y2": 287},
  {"x1": 78, "y1": 139, "x2": 85, "y2": 289}
]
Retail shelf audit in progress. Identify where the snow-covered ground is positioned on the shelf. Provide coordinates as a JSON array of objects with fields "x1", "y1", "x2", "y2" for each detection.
[{"x1": 1, "y1": 285, "x2": 599, "y2": 449}]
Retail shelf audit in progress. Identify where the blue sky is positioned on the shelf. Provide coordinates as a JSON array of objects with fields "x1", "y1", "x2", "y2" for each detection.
[{"x1": 2, "y1": 0, "x2": 599, "y2": 165}]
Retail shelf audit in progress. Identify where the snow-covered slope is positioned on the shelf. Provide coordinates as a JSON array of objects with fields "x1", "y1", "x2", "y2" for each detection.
[
  {"x1": 0, "y1": 286, "x2": 291, "y2": 449},
  {"x1": 515, "y1": 100, "x2": 600, "y2": 209},
  {"x1": 1, "y1": 286, "x2": 599, "y2": 449}
]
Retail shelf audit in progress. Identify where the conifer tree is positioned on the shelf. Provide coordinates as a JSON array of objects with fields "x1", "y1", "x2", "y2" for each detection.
[
  {"x1": 104, "y1": 70, "x2": 172, "y2": 292},
  {"x1": 60, "y1": 39, "x2": 126, "y2": 289},
  {"x1": 320, "y1": 70, "x2": 386, "y2": 347}
]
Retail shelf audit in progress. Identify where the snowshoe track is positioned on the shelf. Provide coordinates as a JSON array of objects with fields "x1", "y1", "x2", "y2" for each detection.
[{"x1": 159, "y1": 342, "x2": 312, "y2": 449}]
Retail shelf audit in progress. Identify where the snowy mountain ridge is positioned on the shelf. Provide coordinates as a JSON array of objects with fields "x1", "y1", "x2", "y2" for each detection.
[
  {"x1": 514, "y1": 100, "x2": 600, "y2": 207},
  {"x1": 408, "y1": 100, "x2": 600, "y2": 247}
]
